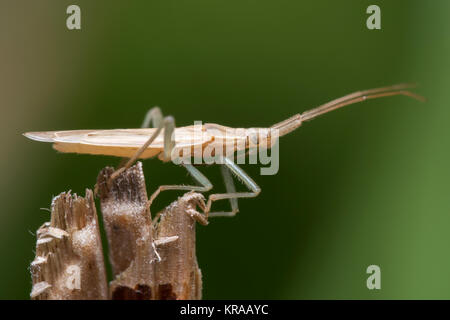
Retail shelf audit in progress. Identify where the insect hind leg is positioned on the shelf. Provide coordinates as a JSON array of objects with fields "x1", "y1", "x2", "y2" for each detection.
[
  {"x1": 116, "y1": 106, "x2": 165, "y2": 168},
  {"x1": 109, "y1": 115, "x2": 175, "y2": 183},
  {"x1": 141, "y1": 106, "x2": 163, "y2": 129}
]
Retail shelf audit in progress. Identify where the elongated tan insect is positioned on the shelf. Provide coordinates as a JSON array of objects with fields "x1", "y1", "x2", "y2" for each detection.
[{"x1": 24, "y1": 84, "x2": 424, "y2": 218}]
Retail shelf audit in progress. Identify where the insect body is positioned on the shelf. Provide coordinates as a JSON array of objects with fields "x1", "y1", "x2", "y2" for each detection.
[{"x1": 24, "y1": 84, "x2": 424, "y2": 219}]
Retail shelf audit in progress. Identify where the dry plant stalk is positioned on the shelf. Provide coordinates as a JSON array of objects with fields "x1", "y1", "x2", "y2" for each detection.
[
  {"x1": 153, "y1": 191, "x2": 205, "y2": 300},
  {"x1": 96, "y1": 162, "x2": 156, "y2": 299},
  {"x1": 97, "y1": 162, "x2": 205, "y2": 300},
  {"x1": 30, "y1": 190, "x2": 108, "y2": 300},
  {"x1": 30, "y1": 162, "x2": 206, "y2": 300}
]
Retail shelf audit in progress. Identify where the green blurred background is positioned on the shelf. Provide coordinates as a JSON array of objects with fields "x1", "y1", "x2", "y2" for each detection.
[{"x1": 1, "y1": 0, "x2": 449, "y2": 299}]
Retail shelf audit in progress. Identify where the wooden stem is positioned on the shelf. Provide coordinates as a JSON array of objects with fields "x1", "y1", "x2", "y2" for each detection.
[{"x1": 30, "y1": 190, "x2": 108, "y2": 300}]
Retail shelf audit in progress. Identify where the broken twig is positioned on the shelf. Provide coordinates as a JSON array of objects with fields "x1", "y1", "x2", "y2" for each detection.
[
  {"x1": 96, "y1": 162, "x2": 205, "y2": 299},
  {"x1": 30, "y1": 190, "x2": 108, "y2": 300}
]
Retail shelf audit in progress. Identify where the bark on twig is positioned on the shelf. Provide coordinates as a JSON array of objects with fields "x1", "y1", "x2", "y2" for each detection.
[{"x1": 30, "y1": 190, "x2": 108, "y2": 300}]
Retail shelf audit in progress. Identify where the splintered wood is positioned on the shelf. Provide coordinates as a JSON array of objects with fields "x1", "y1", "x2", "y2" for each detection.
[
  {"x1": 97, "y1": 162, "x2": 204, "y2": 299},
  {"x1": 30, "y1": 162, "x2": 206, "y2": 300},
  {"x1": 30, "y1": 190, "x2": 108, "y2": 300},
  {"x1": 153, "y1": 192, "x2": 205, "y2": 300}
]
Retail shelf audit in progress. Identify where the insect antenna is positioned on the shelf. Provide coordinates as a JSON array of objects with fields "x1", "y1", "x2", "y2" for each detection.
[
  {"x1": 272, "y1": 83, "x2": 425, "y2": 137},
  {"x1": 300, "y1": 83, "x2": 425, "y2": 122}
]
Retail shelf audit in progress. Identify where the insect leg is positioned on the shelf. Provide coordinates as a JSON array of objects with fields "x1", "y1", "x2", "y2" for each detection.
[
  {"x1": 149, "y1": 164, "x2": 212, "y2": 225},
  {"x1": 117, "y1": 107, "x2": 165, "y2": 167},
  {"x1": 141, "y1": 106, "x2": 163, "y2": 128},
  {"x1": 205, "y1": 156, "x2": 261, "y2": 218},
  {"x1": 219, "y1": 165, "x2": 239, "y2": 214},
  {"x1": 109, "y1": 116, "x2": 172, "y2": 182},
  {"x1": 161, "y1": 115, "x2": 175, "y2": 161}
]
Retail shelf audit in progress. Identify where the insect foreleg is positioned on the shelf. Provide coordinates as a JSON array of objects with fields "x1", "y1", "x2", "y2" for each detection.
[
  {"x1": 205, "y1": 156, "x2": 261, "y2": 218},
  {"x1": 222, "y1": 165, "x2": 238, "y2": 213}
]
